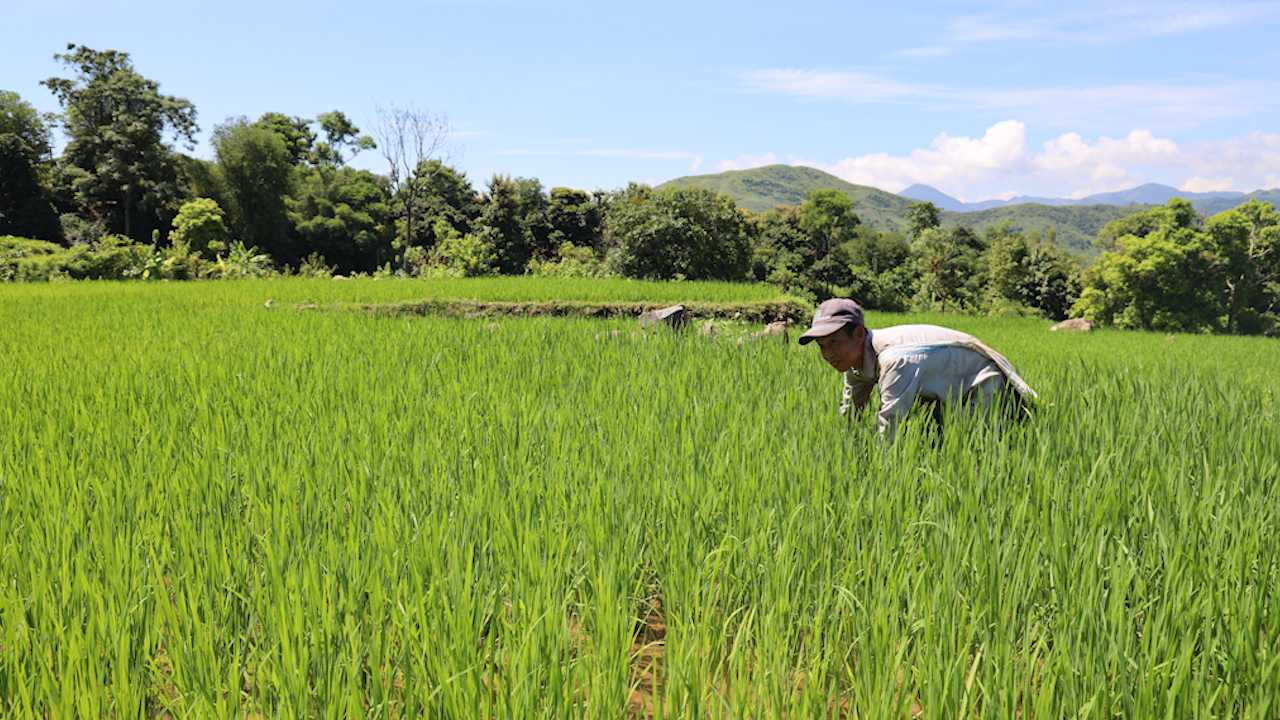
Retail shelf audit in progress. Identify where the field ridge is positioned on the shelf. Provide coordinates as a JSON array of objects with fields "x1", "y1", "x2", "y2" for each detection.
[{"x1": 357, "y1": 297, "x2": 810, "y2": 323}]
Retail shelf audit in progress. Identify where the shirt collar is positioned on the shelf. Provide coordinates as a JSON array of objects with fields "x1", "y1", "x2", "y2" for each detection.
[{"x1": 847, "y1": 328, "x2": 879, "y2": 381}]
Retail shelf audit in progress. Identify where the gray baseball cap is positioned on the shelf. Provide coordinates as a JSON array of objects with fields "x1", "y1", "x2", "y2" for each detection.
[{"x1": 798, "y1": 298, "x2": 865, "y2": 345}]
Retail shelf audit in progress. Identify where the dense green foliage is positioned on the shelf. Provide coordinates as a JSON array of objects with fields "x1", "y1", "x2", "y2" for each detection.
[
  {"x1": 2, "y1": 280, "x2": 1277, "y2": 717},
  {"x1": 1075, "y1": 198, "x2": 1280, "y2": 334},
  {"x1": 211, "y1": 117, "x2": 295, "y2": 256},
  {"x1": 42, "y1": 45, "x2": 198, "y2": 241},
  {"x1": 604, "y1": 184, "x2": 752, "y2": 281},
  {"x1": 286, "y1": 166, "x2": 395, "y2": 273},
  {"x1": 168, "y1": 197, "x2": 228, "y2": 257},
  {"x1": 0, "y1": 91, "x2": 60, "y2": 240},
  {"x1": 0, "y1": 234, "x2": 202, "y2": 281}
]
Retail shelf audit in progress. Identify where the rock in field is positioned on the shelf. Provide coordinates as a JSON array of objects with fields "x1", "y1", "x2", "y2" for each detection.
[
  {"x1": 1050, "y1": 318, "x2": 1096, "y2": 332},
  {"x1": 755, "y1": 321, "x2": 789, "y2": 343},
  {"x1": 638, "y1": 304, "x2": 688, "y2": 332}
]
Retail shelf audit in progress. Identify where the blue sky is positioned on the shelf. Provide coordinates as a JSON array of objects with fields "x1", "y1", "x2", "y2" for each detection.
[{"x1": 6, "y1": 0, "x2": 1279, "y2": 202}]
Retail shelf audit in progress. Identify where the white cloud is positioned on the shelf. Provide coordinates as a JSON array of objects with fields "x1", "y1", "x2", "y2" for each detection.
[
  {"x1": 1033, "y1": 129, "x2": 1181, "y2": 195},
  {"x1": 738, "y1": 69, "x2": 930, "y2": 104},
  {"x1": 737, "y1": 69, "x2": 1279, "y2": 131},
  {"x1": 789, "y1": 122, "x2": 1280, "y2": 201},
  {"x1": 714, "y1": 153, "x2": 779, "y2": 172},
  {"x1": 792, "y1": 121, "x2": 1033, "y2": 198},
  {"x1": 1181, "y1": 177, "x2": 1235, "y2": 192},
  {"x1": 913, "y1": 1, "x2": 1280, "y2": 54},
  {"x1": 691, "y1": 155, "x2": 704, "y2": 173},
  {"x1": 976, "y1": 189, "x2": 1025, "y2": 203}
]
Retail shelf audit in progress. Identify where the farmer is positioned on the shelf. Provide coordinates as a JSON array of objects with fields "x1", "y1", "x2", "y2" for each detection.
[{"x1": 798, "y1": 298, "x2": 1037, "y2": 440}]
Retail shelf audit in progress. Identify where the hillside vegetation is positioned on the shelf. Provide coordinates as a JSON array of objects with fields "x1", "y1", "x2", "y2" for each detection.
[{"x1": 659, "y1": 165, "x2": 1150, "y2": 255}]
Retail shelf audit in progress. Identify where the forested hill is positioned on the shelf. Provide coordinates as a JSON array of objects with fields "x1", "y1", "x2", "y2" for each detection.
[
  {"x1": 658, "y1": 165, "x2": 1154, "y2": 256},
  {"x1": 658, "y1": 166, "x2": 913, "y2": 219}
]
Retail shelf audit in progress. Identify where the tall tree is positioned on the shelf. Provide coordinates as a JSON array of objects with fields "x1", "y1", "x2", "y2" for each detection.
[
  {"x1": 0, "y1": 91, "x2": 60, "y2": 239},
  {"x1": 480, "y1": 174, "x2": 552, "y2": 274},
  {"x1": 254, "y1": 113, "x2": 315, "y2": 166},
  {"x1": 912, "y1": 225, "x2": 983, "y2": 313},
  {"x1": 748, "y1": 205, "x2": 808, "y2": 282},
  {"x1": 800, "y1": 188, "x2": 860, "y2": 257},
  {"x1": 906, "y1": 200, "x2": 942, "y2": 241},
  {"x1": 373, "y1": 105, "x2": 452, "y2": 268},
  {"x1": 797, "y1": 189, "x2": 861, "y2": 295},
  {"x1": 547, "y1": 187, "x2": 605, "y2": 252},
  {"x1": 1204, "y1": 199, "x2": 1280, "y2": 334},
  {"x1": 603, "y1": 184, "x2": 750, "y2": 281},
  {"x1": 846, "y1": 226, "x2": 910, "y2": 277},
  {"x1": 1073, "y1": 199, "x2": 1218, "y2": 332},
  {"x1": 285, "y1": 166, "x2": 394, "y2": 273},
  {"x1": 313, "y1": 111, "x2": 376, "y2": 167},
  {"x1": 0, "y1": 90, "x2": 53, "y2": 158},
  {"x1": 399, "y1": 159, "x2": 479, "y2": 250},
  {"x1": 984, "y1": 222, "x2": 1080, "y2": 320},
  {"x1": 211, "y1": 117, "x2": 294, "y2": 258},
  {"x1": 42, "y1": 45, "x2": 198, "y2": 241}
]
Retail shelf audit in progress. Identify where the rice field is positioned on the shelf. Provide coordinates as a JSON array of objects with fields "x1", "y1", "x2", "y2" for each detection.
[{"x1": 1, "y1": 279, "x2": 1277, "y2": 718}]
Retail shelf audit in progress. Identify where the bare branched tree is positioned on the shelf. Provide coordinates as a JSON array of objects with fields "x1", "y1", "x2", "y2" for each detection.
[{"x1": 372, "y1": 104, "x2": 454, "y2": 269}]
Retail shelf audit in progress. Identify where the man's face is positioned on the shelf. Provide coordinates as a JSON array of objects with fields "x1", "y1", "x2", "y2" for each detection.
[{"x1": 814, "y1": 325, "x2": 865, "y2": 373}]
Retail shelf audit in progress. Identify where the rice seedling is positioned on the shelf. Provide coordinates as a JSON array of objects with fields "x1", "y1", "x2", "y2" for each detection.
[{"x1": 0, "y1": 280, "x2": 1276, "y2": 718}]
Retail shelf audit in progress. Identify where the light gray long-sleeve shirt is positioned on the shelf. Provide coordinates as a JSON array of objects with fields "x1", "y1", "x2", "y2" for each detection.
[{"x1": 841, "y1": 324, "x2": 1036, "y2": 438}]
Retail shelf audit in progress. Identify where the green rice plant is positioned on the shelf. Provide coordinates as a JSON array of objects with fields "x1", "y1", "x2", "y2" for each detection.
[{"x1": 0, "y1": 280, "x2": 1276, "y2": 718}]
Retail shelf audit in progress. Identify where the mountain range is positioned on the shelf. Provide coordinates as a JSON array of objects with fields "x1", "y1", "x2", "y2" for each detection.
[
  {"x1": 899, "y1": 181, "x2": 1280, "y2": 214},
  {"x1": 657, "y1": 165, "x2": 1280, "y2": 257}
]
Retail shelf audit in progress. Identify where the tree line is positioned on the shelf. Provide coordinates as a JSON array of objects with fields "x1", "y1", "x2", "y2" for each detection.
[{"x1": 2, "y1": 45, "x2": 1277, "y2": 335}]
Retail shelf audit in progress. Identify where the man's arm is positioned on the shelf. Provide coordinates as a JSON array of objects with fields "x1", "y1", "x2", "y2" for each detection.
[
  {"x1": 841, "y1": 375, "x2": 875, "y2": 413},
  {"x1": 841, "y1": 374, "x2": 876, "y2": 429},
  {"x1": 876, "y1": 360, "x2": 923, "y2": 442}
]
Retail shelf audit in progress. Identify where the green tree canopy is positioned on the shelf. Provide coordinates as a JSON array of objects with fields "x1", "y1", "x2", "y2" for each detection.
[
  {"x1": 397, "y1": 160, "x2": 479, "y2": 251},
  {"x1": 168, "y1": 197, "x2": 228, "y2": 258},
  {"x1": 313, "y1": 111, "x2": 376, "y2": 167},
  {"x1": 912, "y1": 225, "x2": 984, "y2": 313},
  {"x1": 212, "y1": 117, "x2": 293, "y2": 258},
  {"x1": 254, "y1": 113, "x2": 315, "y2": 166},
  {"x1": 0, "y1": 90, "x2": 54, "y2": 158},
  {"x1": 906, "y1": 201, "x2": 942, "y2": 241},
  {"x1": 603, "y1": 184, "x2": 751, "y2": 281},
  {"x1": 1203, "y1": 199, "x2": 1280, "y2": 334},
  {"x1": 42, "y1": 45, "x2": 198, "y2": 241},
  {"x1": 1073, "y1": 199, "x2": 1219, "y2": 332},
  {"x1": 286, "y1": 166, "x2": 394, "y2": 273},
  {"x1": 0, "y1": 91, "x2": 60, "y2": 240},
  {"x1": 480, "y1": 174, "x2": 552, "y2": 275},
  {"x1": 984, "y1": 222, "x2": 1080, "y2": 320},
  {"x1": 846, "y1": 226, "x2": 910, "y2": 277},
  {"x1": 800, "y1": 188, "x2": 860, "y2": 257},
  {"x1": 547, "y1": 187, "x2": 605, "y2": 252}
]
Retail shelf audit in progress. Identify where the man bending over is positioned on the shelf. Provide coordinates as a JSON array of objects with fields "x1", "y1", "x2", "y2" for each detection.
[{"x1": 798, "y1": 298, "x2": 1037, "y2": 440}]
